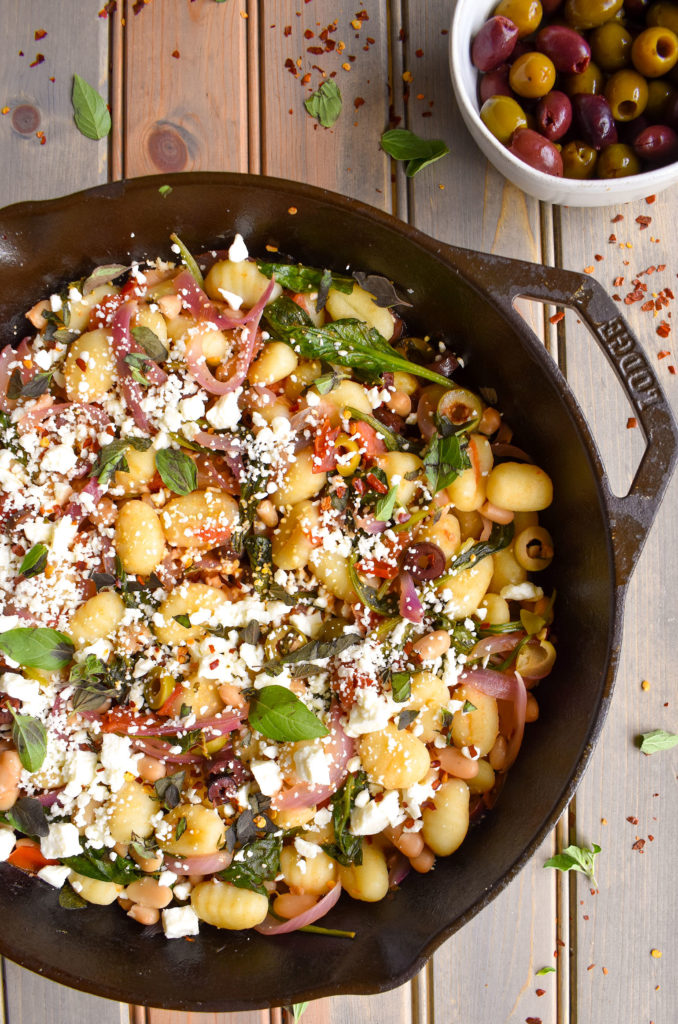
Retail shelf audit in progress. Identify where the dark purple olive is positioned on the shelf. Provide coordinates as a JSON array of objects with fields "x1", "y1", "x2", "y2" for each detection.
[
  {"x1": 207, "y1": 772, "x2": 239, "y2": 804},
  {"x1": 509, "y1": 128, "x2": 564, "y2": 175},
  {"x1": 206, "y1": 750, "x2": 252, "y2": 804},
  {"x1": 634, "y1": 124, "x2": 678, "y2": 163},
  {"x1": 479, "y1": 65, "x2": 513, "y2": 102},
  {"x1": 375, "y1": 407, "x2": 406, "y2": 434},
  {"x1": 472, "y1": 16, "x2": 520, "y2": 72},
  {"x1": 401, "y1": 542, "x2": 446, "y2": 582},
  {"x1": 617, "y1": 114, "x2": 650, "y2": 146},
  {"x1": 542, "y1": 0, "x2": 564, "y2": 12},
  {"x1": 430, "y1": 351, "x2": 460, "y2": 377},
  {"x1": 573, "y1": 93, "x2": 618, "y2": 150},
  {"x1": 536, "y1": 25, "x2": 591, "y2": 74},
  {"x1": 664, "y1": 92, "x2": 678, "y2": 131},
  {"x1": 510, "y1": 38, "x2": 533, "y2": 64},
  {"x1": 536, "y1": 90, "x2": 573, "y2": 140},
  {"x1": 624, "y1": 0, "x2": 651, "y2": 18}
]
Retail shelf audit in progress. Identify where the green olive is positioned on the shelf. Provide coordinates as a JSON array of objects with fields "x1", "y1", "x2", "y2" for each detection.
[
  {"x1": 561, "y1": 140, "x2": 598, "y2": 178},
  {"x1": 596, "y1": 143, "x2": 641, "y2": 178},
  {"x1": 317, "y1": 616, "x2": 349, "y2": 641},
  {"x1": 438, "y1": 387, "x2": 484, "y2": 430},
  {"x1": 590, "y1": 22, "x2": 632, "y2": 72},
  {"x1": 563, "y1": 60, "x2": 605, "y2": 96},
  {"x1": 631, "y1": 26, "x2": 678, "y2": 77},
  {"x1": 564, "y1": 0, "x2": 623, "y2": 30},
  {"x1": 646, "y1": 78, "x2": 676, "y2": 119},
  {"x1": 647, "y1": 1, "x2": 678, "y2": 37},
  {"x1": 605, "y1": 69, "x2": 649, "y2": 121},
  {"x1": 144, "y1": 673, "x2": 176, "y2": 711},
  {"x1": 264, "y1": 625, "x2": 306, "y2": 662},
  {"x1": 494, "y1": 0, "x2": 543, "y2": 38},
  {"x1": 480, "y1": 95, "x2": 529, "y2": 144},
  {"x1": 509, "y1": 52, "x2": 557, "y2": 98}
]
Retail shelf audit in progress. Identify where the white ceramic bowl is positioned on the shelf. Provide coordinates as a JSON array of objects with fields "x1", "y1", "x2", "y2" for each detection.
[{"x1": 450, "y1": 0, "x2": 678, "y2": 206}]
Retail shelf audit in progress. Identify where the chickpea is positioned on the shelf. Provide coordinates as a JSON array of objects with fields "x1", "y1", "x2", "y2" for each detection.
[
  {"x1": 127, "y1": 904, "x2": 160, "y2": 927},
  {"x1": 126, "y1": 877, "x2": 173, "y2": 909},
  {"x1": 412, "y1": 630, "x2": 451, "y2": 661}
]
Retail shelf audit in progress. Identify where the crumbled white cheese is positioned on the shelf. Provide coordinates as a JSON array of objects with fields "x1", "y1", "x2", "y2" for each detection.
[
  {"x1": 158, "y1": 870, "x2": 178, "y2": 887},
  {"x1": 350, "y1": 791, "x2": 405, "y2": 835},
  {"x1": 162, "y1": 905, "x2": 200, "y2": 939},
  {"x1": 344, "y1": 687, "x2": 397, "y2": 738},
  {"x1": 205, "y1": 388, "x2": 242, "y2": 431},
  {"x1": 499, "y1": 582, "x2": 544, "y2": 602},
  {"x1": 250, "y1": 759, "x2": 283, "y2": 796},
  {"x1": 0, "y1": 827, "x2": 16, "y2": 862},
  {"x1": 41, "y1": 444, "x2": 78, "y2": 476},
  {"x1": 99, "y1": 734, "x2": 141, "y2": 792},
  {"x1": 293, "y1": 743, "x2": 330, "y2": 786},
  {"x1": 41, "y1": 822, "x2": 83, "y2": 860},
  {"x1": 37, "y1": 864, "x2": 72, "y2": 889},
  {"x1": 228, "y1": 234, "x2": 249, "y2": 263},
  {"x1": 294, "y1": 837, "x2": 321, "y2": 859}
]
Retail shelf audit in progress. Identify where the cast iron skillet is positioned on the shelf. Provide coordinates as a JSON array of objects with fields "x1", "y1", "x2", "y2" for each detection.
[{"x1": 0, "y1": 174, "x2": 676, "y2": 1011}]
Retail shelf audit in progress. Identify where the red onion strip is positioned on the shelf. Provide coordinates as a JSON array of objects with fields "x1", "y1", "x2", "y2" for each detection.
[
  {"x1": 0, "y1": 346, "x2": 16, "y2": 412},
  {"x1": 470, "y1": 632, "x2": 523, "y2": 659},
  {"x1": 272, "y1": 705, "x2": 354, "y2": 811},
  {"x1": 163, "y1": 850, "x2": 232, "y2": 875},
  {"x1": 399, "y1": 571, "x2": 424, "y2": 623},
  {"x1": 255, "y1": 882, "x2": 342, "y2": 935},
  {"x1": 111, "y1": 301, "x2": 167, "y2": 431}
]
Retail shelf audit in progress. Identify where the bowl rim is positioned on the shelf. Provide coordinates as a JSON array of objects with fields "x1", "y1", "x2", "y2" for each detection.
[{"x1": 449, "y1": 0, "x2": 678, "y2": 197}]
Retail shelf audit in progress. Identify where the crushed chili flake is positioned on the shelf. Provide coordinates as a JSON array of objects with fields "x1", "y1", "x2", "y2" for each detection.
[
  {"x1": 632, "y1": 839, "x2": 646, "y2": 852},
  {"x1": 525, "y1": 1018, "x2": 542, "y2": 1024},
  {"x1": 646, "y1": 194, "x2": 657, "y2": 204},
  {"x1": 403, "y1": 70, "x2": 413, "y2": 82},
  {"x1": 354, "y1": 97, "x2": 365, "y2": 108},
  {"x1": 611, "y1": 213, "x2": 624, "y2": 222},
  {"x1": 641, "y1": 300, "x2": 655, "y2": 312},
  {"x1": 657, "y1": 322, "x2": 671, "y2": 338},
  {"x1": 669, "y1": 365, "x2": 676, "y2": 374},
  {"x1": 171, "y1": 49, "x2": 180, "y2": 58},
  {"x1": 416, "y1": 48, "x2": 424, "y2": 57},
  {"x1": 583, "y1": 914, "x2": 589, "y2": 920},
  {"x1": 613, "y1": 276, "x2": 624, "y2": 287},
  {"x1": 648, "y1": 834, "x2": 655, "y2": 841},
  {"x1": 535, "y1": 989, "x2": 546, "y2": 997},
  {"x1": 626, "y1": 816, "x2": 639, "y2": 825},
  {"x1": 98, "y1": 0, "x2": 117, "y2": 15},
  {"x1": 609, "y1": 234, "x2": 617, "y2": 243},
  {"x1": 602, "y1": 967, "x2": 609, "y2": 975},
  {"x1": 627, "y1": 417, "x2": 638, "y2": 428},
  {"x1": 29, "y1": 54, "x2": 45, "y2": 67},
  {"x1": 36, "y1": 131, "x2": 46, "y2": 145},
  {"x1": 284, "y1": 25, "x2": 292, "y2": 36},
  {"x1": 34, "y1": 29, "x2": 47, "y2": 40},
  {"x1": 550, "y1": 311, "x2": 565, "y2": 324},
  {"x1": 587, "y1": 964, "x2": 596, "y2": 971},
  {"x1": 583, "y1": 265, "x2": 594, "y2": 274},
  {"x1": 341, "y1": 61, "x2": 351, "y2": 70},
  {"x1": 658, "y1": 350, "x2": 670, "y2": 358},
  {"x1": 636, "y1": 215, "x2": 652, "y2": 229}
]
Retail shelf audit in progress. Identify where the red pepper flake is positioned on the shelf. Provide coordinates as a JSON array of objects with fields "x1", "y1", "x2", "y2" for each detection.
[
  {"x1": 670, "y1": 366, "x2": 676, "y2": 374},
  {"x1": 611, "y1": 213, "x2": 624, "y2": 222},
  {"x1": 34, "y1": 29, "x2": 47, "y2": 40},
  {"x1": 636, "y1": 215, "x2": 652, "y2": 229},
  {"x1": 657, "y1": 322, "x2": 671, "y2": 338},
  {"x1": 354, "y1": 97, "x2": 365, "y2": 108},
  {"x1": 587, "y1": 964, "x2": 596, "y2": 971},
  {"x1": 595, "y1": 254, "x2": 604, "y2": 261},
  {"x1": 583, "y1": 914, "x2": 589, "y2": 920},
  {"x1": 415, "y1": 48, "x2": 424, "y2": 57},
  {"x1": 602, "y1": 967, "x2": 609, "y2": 975},
  {"x1": 627, "y1": 417, "x2": 637, "y2": 429},
  {"x1": 301, "y1": 72, "x2": 311, "y2": 84},
  {"x1": 284, "y1": 25, "x2": 292, "y2": 36},
  {"x1": 36, "y1": 131, "x2": 46, "y2": 145},
  {"x1": 609, "y1": 234, "x2": 617, "y2": 243},
  {"x1": 646, "y1": 194, "x2": 657, "y2": 204},
  {"x1": 209, "y1": 659, "x2": 219, "y2": 671},
  {"x1": 632, "y1": 839, "x2": 646, "y2": 851},
  {"x1": 99, "y1": 0, "x2": 117, "y2": 15},
  {"x1": 613, "y1": 294, "x2": 621, "y2": 301},
  {"x1": 626, "y1": 816, "x2": 639, "y2": 824},
  {"x1": 648, "y1": 834, "x2": 655, "y2": 841},
  {"x1": 304, "y1": 29, "x2": 314, "y2": 39},
  {"x1": 624, "y1": 290, "x2": 644, "y2": 304},
  {"x1": 76, "y1": 357, "x2": 87, "y2": 372},
  {"x1": 658, "y1": 350, "x2": 670, "y2": 359},
  {"x1": 549, "y1": 311, "x2": 565, "y2": 324},
  {"x1": 640, "y1": 300, "x2": 655, "y2": 311},
  {"x1": 171, "y1": 49, "x2": 180, "y2": 58},
  {"x1": 583, "y1": 265, "x2": 594, "y2": 274},
  {"x1": 284, "y1": 58, "x2": 298, "y2": 76},
  {"x1": 132, "y1": 0, "x2": 150, "y2": 13},
  {"x1": 29, "y1": 54, "x2": 45, "y2": 67},
  {"x1": 535, "y1": 988, "x2": 546, "y2": 997},
  {"x1": 526, "y1": 1018, "x2": 542, "y2": 1024},
  {"x1": 308, "y1": 46, "x2": 325, "y2": 55}
]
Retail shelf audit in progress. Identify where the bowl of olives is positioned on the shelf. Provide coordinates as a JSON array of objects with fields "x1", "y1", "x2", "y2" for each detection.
[{"x1": 450, "y1": 0, "x2": 678, "y2": 205}]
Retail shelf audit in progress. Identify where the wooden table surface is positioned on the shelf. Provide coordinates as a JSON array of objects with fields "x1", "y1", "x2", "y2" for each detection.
[{"x1": 1, "y1": 2, "x2": 677, "y2": 1023}]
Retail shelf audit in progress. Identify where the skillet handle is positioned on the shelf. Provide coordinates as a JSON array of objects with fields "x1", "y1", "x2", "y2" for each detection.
[{"x1": 451, "y1": 251, "x2": 678, "y2": 588}]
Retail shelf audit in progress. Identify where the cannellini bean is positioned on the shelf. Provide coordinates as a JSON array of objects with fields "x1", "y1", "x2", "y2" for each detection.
[
  {"x1": 127, "y1": 904, "x2": 160, "y2": 926},
  {"x1": 158, "y1": 804, "x2": 226, "y2": 856},
  {"x1": 358, "y1": 723, "x2": 430, "y2": 789},
  {"x1": 158, "y1": 293, "x2": 182, "y2": 319},
  {"x1": 280, "y1": 845, "x2": 337, "y2": 896},
  {"x1": 384, "y1": 824, "x2": 425, "y2": 860},
  {"x1": 422, "y1": 779, "x2": 470, "y2": 856},
  {"x1": 69, "y1": 591, "x2": 126, "y2": 646},
  {"x1": 272, "y1": 499, "x2": 320, "y2": 570},
  {"x1": 63, "y1": 329, "x2": 115, "y2": 402},
  {"x1": 273, "y1": 892, "x2": 317, "y2": 919},
  {"x1": 0, "y1": 750, "x2": 22, "y2": 811},
  {"x1": 162, "y1": 489, "x2": 239, "y2": 549},
  {"x1": 478, "y1": 407, "x2": 501, "y2": 435},
  {"x1": 204, "y1": 260, "x2": 282, "y2": 309},
  {"x1": 191, "y1": 879, "x2": 269, "y2": 930},
  {"x1": 326, "y1": 283, "x2": 395, "y2": 340},
  {"x1": 69, "y1": 871, "x2": 122, "y2": 906},
  {"x1": 248, "y1": 341, "x2": 298, "y2": 386},
  {"x1": 386, "y1": 390, "x2": 411, "y2": 416},
  {"x1": 154, "y1": 582, "x2": 227, "y2": 646},
  {"x1": 436, "y1": 745, "x2": 480, "y2": 780},
  {"x1": 412, "y1": 630, "x2": 451, "y2": 662},
  {"x1": 126, "y1": 877, "x2": 173, "y2": 909},
  {"x1": 339, "y1": 843, "x2": 389, "y2": 902},
  {"x1": 272, "y1": 449, "x2": 326, "y2": 508},
  {"x1": 486, "y1": 462, "x2": 553, "y2": 512},
  {"x1": 450, "y1": 684, "x2": 499, "y2": 756},
  {"x1": 137, "y1": 756, "x2": 166, "y2": 784},
  {"x1": 108, "y1": 780, "x2": 157, "y2": 843},
  {"x1": 409, "y1": 845, "x2": 436, "y2": 874},
  {"x1": 480, "y1": 500, "x2": 514, "y2": 525},
  {"x1": 115, "y1": 500, "x2": 166, "y2": 575}
]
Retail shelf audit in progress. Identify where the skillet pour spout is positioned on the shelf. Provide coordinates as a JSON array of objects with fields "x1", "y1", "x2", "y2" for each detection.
[{"x1": 0, "y1": 173, "x2": 675, "y2": 1011}]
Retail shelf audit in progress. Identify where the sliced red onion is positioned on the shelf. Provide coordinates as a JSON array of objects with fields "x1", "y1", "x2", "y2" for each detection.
[
  {"x1": 401, "y1": 542, "x2": 446, "y2": 582},
  {"x1": 458, "y1": 667, "x2": 523, "y2": 701},
  {"x1": 490, "y1": 443, "x2": 534, "y2": 463},
  {"x1": 353, "y1": 513, "x2": 389, "y2": 535},
  {"x1": 163, "y1": 850, "x2": 232, "y2": 875},
  {"x1": 64, "y1": 478, "x2": 104, "y2": 522},
  {"x1": 130, "y1": 737, "x2": 206, "y2": 764},
  {"x1": 36, "y1": 789, "x2": 63, "y2": 808},
  {"x1": 388, "y1": 853, "x2": 411, "y2": 887},
  {"x1": 416, "y1": 388, "x2": 440, "y2": 441},
  {"x1": 470, "y1": 632, "x2": 523, "y2": 659},
  {"x1": 255, "y1": 882, "x2": 342, "y2": 935},
  {"x1": 174, "y1": 269, "x2": 246, "y2": 330},
  {"x1": 399, "y1": 571, "x2": 424, "y2": 623},
  {"x1": 0, "y1": 346, "x2": 16, "y2": 412},
  {"x1": 504, "y1": 672, "x2": 527, "y2": 769},
  {"x1": 124, "y1": 710, "x2": 244, "y2": 738},
  {"x1": 111, "y1": 301, "x2": 166, "y2": 431},
  {"x1": 192, "y1": 430, "x2": 245, "y2": 481},
  {"x1": 272, "y1": 705, "x2": 354, "y2": 811}
]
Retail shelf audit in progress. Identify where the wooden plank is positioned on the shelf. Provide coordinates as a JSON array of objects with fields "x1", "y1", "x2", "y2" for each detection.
[
  {"x1": 556, "y1": 191, "x2": 678, "y2": 1024},
  {"x1": 0, "y1": 0, "x2": 109, "y2": 208},
  {"x1": 2, "y1": 961, "x2": 123, "y2": 1024},
  {"x1": 121, "y1": 0, "x2": 249, "y2": 177},
  {"x1": 144, "y1": 1009, "x2": 267, "y2": 1024},
  {"x1": 404, "y1": 4, "x2": 560, "y2": 1023}
]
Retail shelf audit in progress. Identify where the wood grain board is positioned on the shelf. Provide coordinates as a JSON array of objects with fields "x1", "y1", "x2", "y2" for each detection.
[{"x1": 0, "y1": 1, "x2": 676, "y2": 1023}]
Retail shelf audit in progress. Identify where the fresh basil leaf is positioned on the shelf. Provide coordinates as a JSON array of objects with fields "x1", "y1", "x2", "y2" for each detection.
[
  {"x1": 154, "y1": 770, "x2": 186, "y2": 810},
  {"x1": 423, "y1": 433, "x2": 470, "y2": 494},
  {"x1": 19, "y1": 543, "x2": 48, "y2": 579},
  {"x1": 169, "y1": 232, "x2": 204, "y2": 288},
  {"x1": 21, "y1": 372, "x2": 53, "y2": 399},
  {"x1": 322, "y1": 771, "x2": 367, "y2": 867},
  {"x1": 536, "y1": 966, "x2": 556, "y2": 976},
  {"x1": 380, "y1": 128, "x2": 449, "y2": 177},
  {"x1": 638, "y1": 729, "x2": 678, "y2": 754},
  {"x1": 61, "y1": 847, "x2": 142, "y2": 885},
  {"x1": 544, "y1": 843, "x2": 601, "y2": 886},
  {"x1": 256, "y1": 261, "x2": 353, "y2": 296},
  {"x1": 155, "y1": 449, "x2": 197, "y2": 495},
  {"x1": 264, "y1": 297, "x2": 453, "y2": 388},
  {"x1": 91, "y1": 436, "x2": 152, "y2": 484},
  {"x1": 82, "y1": 263, "x2": 129, "y2": 296},
  {"x1": 440, "y1": 522, "x2": 514, "y2": 581},
  {"x1": 131, "y1": 325, "x2": 169, "y2": 363},
  {"x1": 397, "y1": 709, "x2": 419, "y2": 730},
  {"x1": 313, "y1": 372, "x2": 338, "y2": 395},
  {"x1": 266, "y1": 632, "x2": 360, "y2": 674},
  {"x1": 158, "y1": 184, "x2": 173, "y2": 198},
  {"x1": 59, "y1": 881, "x2": 88, "y2": 909},
  {"x1": 173, "y1": 614, "x2": 191, "y2": 629},
  {"x1": 352, "y1": 272, "x2": 412, "y2": 309},
  {"x1": 390, "y1": 671, "x2": 411, "y2": 703},
  {"x1": 304, "y1": 80, "x2": 343, "y2": 128},
  {"x1": 175, "y1": 816, "x2": 187, "y2": 841},
  {"x1": 124, "y1": 352, "x2": 152, "y2": 386},
  {"x1": 316, "y1": 268, "x2": 333, "y2": 313},
  {"x1": 71, "y1": 73, "x2": 111, "y2": 140},
  {"x1": 240, "y1": 620, "x2": 261, "y2": 646},
  {"x1": 375, "y1": 484, "x2": 398, "y2": 522},
  {"x1": 3, "y1": 796, "x2": 49, "y2": 837},
  {"x1": 9, "y1": 709, "x2": 47, "y2": 773},
  {"x1": 462, "y1": 700, "x2": 477, "y2": 714},
  {"x1": 69, "y1": 654, "x2": 119, "y2": 712},
  {"x1": 0, "y1": 626, "x2": 74, "y2": 670},
  {"x1": 248, "y1": 685, "x2": 329, "y2": 742},
  {"x1": 219, "y1": 834, "x2": 281, "y2": 896}
]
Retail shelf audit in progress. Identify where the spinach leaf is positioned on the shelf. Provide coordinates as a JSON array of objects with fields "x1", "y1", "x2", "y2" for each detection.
[
  {"x1": 380, "y1": 128, "x2": 449, "y2": 177},
  {"x1": 304, "y1": 80, "x2": 343, "y2": 128},
  {"x1": 61, "y1": 847, "x2": 142, "y2": 885},
  {"x1": 219, "y1": 834, "x2": 282, "y2": 896},
  {"x1": 71, "y1": 73, "x2": 111, "y2": 140},
  {"x1": 264, "y1": 297, "x2": 453, "y2": 388},
  {"x1": 439, "y1": 522, "x2": 514, "y2": 582},
  {"x1": 248, "y1": 686, "x2": 329, "y2": 742},
  {"x1": 2, "y1": 796, "x2": 49, "y2": 838},
  {"x1": 0, "y1": 626, "x2": 74, "y2": 670},
  {"x1": 91, "y1": 436, "x2": 152, "y2": 484},
  {"x1": 19, "y1": 543, "x2": 48, "y2": 579},
  {"x1": 155, "y1": 448, "x2": 198, "y2": 495},
  {"x1": 256, "y1": 262, "x2": 353, "y2": 295},
  {"x1": 348, "y1": 557, "x2": 399, "y2": 617},
  {"x1": 322, "y1": 772, "x2": 367, "y2": 867},
  {"x1": 423, "y1": 433, "x2": 470, "y2": 494}
]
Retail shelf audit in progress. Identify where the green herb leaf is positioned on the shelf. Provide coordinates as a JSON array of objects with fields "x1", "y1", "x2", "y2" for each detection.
[
  {"x1": 9, "y1": 708, "x2": 48, "y2": 773},
  {"x1": 124, "y1": 352, "x2": 152, "y2": 386},
  {"x1": 154, "y1": 770, "x2": 186, "y2": 810},
  {"x1": 345, "y1": 406, "x2": 407, "y2": 452},
  {"x1": 304, "y1": 80, "x2": 343, "y2": 127},
  {"x1": 380, "y1": 128, "x2": 449, "y2": 177},
  {"x1": 81, "y1": 263, "x2": 129, "y2": 296},
  {"x1": 169, "y1": 232, "x2": 204, "y2": 288},
  {"x1": 175, "y1": 816, "x2": 187, "y2": 841},
  {"x1": 423, "y1": 433, "x2": 470, "y2": 494},
  {"x1": 322, "y1": 772, "x2": 367, "y2": 867},
  {"x1": 91, "y1": 436, "x2": 152, "y2": 484},
  {"x1": 638, "y1": 729, "x2": 678, "y2": 754},
  {"x1": 348, "y1": 557, "x2": 399, "y2": 618},
  {"x1": 244, "y1": 535, "x2": 275, "y2": 596},
  {"x1": 390, "y1": 671, "x2": 412, "y2": 703},
  {"x1": 19, "y1": 543, "x2": 48, "y2": 579},
  {"x1": 352, "y1": 272, "x2": 412, "y2": 309},
  {"x1": 71, "y1": 73, "x2": 111, "y2": 140},
  {"x1": 291, "y1": 1003, "x2": 309, "y2": 1023},
  {"x1": 374, "y1": 484, "x2": 398, "y2": 522},
  {"x1": 397, "y1": 709, "x2": 419, "y2": 730},
  {"x1": 0, "y1": 626, "x2": 74, "y2": 670},
  {"x1": 248, "y1": 685, "x2": 329, "y2": 742},
  {"x1": 544, "y1": 842, "x2": 601, "y2": 886},
  {"x1": 257, "y1": 261, "x2": 353, "y2": 295},
  {"x1": 131, "y1": 325, "x2": 169, "y2": 363},
  {"x1": 155, "y1": 449, "x2": 198, "y2": 495},
  {"x1": 264, "y1": 297, "x2": 454, "y2": 388},
  {"x1": 439, "y1": 522, "x2": 514, "y2": 583},
  {"x1": 265, "y1": 632, "x2": 360, "y2": 675},
  {"x1": 219, "y1": 834, "x2": 281, "y2": 896},
  {"x1": 69, "y1": 654, "x2": 119, "y2": 712},
  {"x1": 59, "y1": 881, "x2": 88, "y2": 909},
  {"x1": 536, "y1": 966, "x2": 556, "y2": 976},
  {"x1": 61, "y1": 847, "x2": 142, "y2": 885},
  {"x1": 158, "y1": 184, "x2": 173, "y2": 198},
  {"x1": 173, "y1": 614, "x2": 191, "y2": 629},
  {"x1": 2, "y1": 796, "x2": 49, "y2": 837}
]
